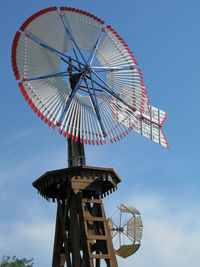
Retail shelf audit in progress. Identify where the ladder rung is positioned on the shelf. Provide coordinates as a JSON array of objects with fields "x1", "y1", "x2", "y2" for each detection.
[
  {"x1": 89, "y1": 254, "x2": 111, "y2": 259},
  {"x1": 87, "y1": 235, "x2": 108, "y2": 240},
  {"x1": 82, "y1": 199, "x2": 102, "y2": 203},
  {"x1": 84, "y1": 216, "x2": 105, "y2": 222}
]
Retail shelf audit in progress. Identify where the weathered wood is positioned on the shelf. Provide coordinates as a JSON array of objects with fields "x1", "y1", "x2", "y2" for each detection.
[
  {"x1": 87, "y1": 235, "x2": 108, "y2": 240},
  {"x1": 32, "y1": 166, "x2": 121, "y2": 200},
  {"x1": 34, "y1": 164, "x2": 120, "y2": 267},
  {"x1": 52, "y1": 206, "x2": 62, "y2": 267},
  {"x1": 70, "y1": 193, "x2": 81, "y2": 267},
  {"x1": 101, "y1": 204, "x2": 118, "y2": 267},
  {"x1": 60, "y1": 254, "x2": 66, "y2": 267},
  {"x1": 90, "y1": 255, "x2": 111, "y2": 259},
  {"x1": 49, "y1": 179, "x2": 119, "y2": 267},
  {"x1": 57, "y1": 199, "x2": 72, "y2": 267},
  {"x1": 84, "y1": 217, "x2": 105, "y2": 222},
  {"x1": 82, "y1": 199, "x2": 102, "y2": 204}
]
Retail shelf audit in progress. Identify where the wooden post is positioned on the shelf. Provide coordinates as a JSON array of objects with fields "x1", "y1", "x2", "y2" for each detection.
[{"x1": 68, "y1": 139, "x2": 86, "y2": 168}]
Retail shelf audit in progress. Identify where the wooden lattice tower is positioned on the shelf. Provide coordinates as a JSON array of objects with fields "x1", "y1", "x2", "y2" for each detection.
[{"x1": 33, "y1": 140, "x2": 121, "y2": 267}]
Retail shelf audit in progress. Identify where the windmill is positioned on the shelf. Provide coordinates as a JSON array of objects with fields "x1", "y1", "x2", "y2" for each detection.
[
  {"x1": 108, "y1": 204, "x2": 143, "y2": 259},
  {"x1": 11, "y1": 6, "x2": 168, "y2": 267}
]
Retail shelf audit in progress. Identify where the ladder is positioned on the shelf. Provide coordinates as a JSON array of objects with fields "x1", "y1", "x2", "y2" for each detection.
[{"x1": 81, "y1": 196, "x2": 118, "y2": 267}]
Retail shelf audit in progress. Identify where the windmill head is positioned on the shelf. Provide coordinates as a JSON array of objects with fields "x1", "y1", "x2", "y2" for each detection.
[{"x1": 12, "y1": 6, "x2": 168, "y2": 148}]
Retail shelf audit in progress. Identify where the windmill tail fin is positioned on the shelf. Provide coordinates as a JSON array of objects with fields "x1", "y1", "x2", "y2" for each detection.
[{"x1": 134, "y1": 105, "x2": 169, "y2": 149}]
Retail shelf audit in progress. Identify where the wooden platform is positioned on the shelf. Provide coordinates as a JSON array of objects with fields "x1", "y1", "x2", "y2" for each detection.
[{"x1": 32, "y1": 165, "x2": 121, "y2": 201}]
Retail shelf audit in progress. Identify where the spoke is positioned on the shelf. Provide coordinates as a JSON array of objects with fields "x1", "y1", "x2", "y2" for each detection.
[
  {"x1": 85, "y1": 74, "x2": 109, "y2": 91},
  {"x1": 114, "y1": 235, "x2": 119, "y2": 247},
  {"x1": 72, "y1": 48, "x2": 82, "y2": 69},
  {"x1": 58, "y1": 72, "x2": 86, "y2": 122},
  {"x1": 91, "y1": 66, "x2": 135, "y2": 74},
  {"x1": 79, "y1": 85, "x2": 103, "y2": 93},
  {"x1": 60, "y1": 55, "x2": 84, "y2": 70},
  {"x1": 91, "y1": 66, "x2": 132, "y2": 71},
  {"x1": 60, "y1": 14, "x2": 83, "y2": 69},
  {"x1": 121, "y1": 215, "x2": 134, "y2": 229},
  {"x1": 112, "y1": 231, "x2": 119, "y2": 240},
  {"x1": 60, "y1": 15, "x2": 87, "y2": 65},
  {"x1": 91, "y1": 68, "x2": 131, "y2": 74},
  {"x1": 85, "y1": 73, "x2": 135, "y2": 112},
  {"x1": 91, "y1": 69, "x2": 136, "y2": 111},
  {"x1": 88, "y1": 30, "x2": 104, "y2": 66},
  {"x1": 86, "y1": 71, "x2": 107, "y2": 136},
  {"x1": 121, "y1": 231, "x2": 135, "y2": 243},
  {"x1": 23, "y1": 32, "x2": 86, "y2": 68},
  {"x1": 23, "y1": 71, "x2": 70, "y2": 81}
]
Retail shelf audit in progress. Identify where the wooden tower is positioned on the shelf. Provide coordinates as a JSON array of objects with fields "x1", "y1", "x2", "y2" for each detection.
[{"x1": 33, "y1": 139, "x2": 121, "y2": 267}]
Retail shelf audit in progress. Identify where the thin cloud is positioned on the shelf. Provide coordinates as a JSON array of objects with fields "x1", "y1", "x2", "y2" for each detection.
[
  {"x1": 0, "y1": 219, "x2": 54, "y2": 266},
  {"x1": 114, "y1": 190, "x2": 200, "y2": 267}
]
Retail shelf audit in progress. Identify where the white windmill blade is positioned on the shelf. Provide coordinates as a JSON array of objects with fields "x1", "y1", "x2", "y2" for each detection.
[
  {"x1": 103, "y1": 104, "x2": 122, "y2": 143},
  {"x1": 87, "y1": 111, "x2": 93, "y2": 145},
  {"x1": 134, "y1": 216, "x2": 143, "y2": 241},
  {"x1": 74, "y1": 99, "x2": 81, "y2": 142},
  {"x1": 71, "y1": 99, "x2": 79, "y2": 140},
  {"x1": 18, "y1": 80, "x2": 63, "y2": 115},
  {"x1": 111, "y1": 91, "x2": 145, "y2": 115},
  {"x1": 102, "y1": 98, "x2": 132, "y2": 142},
  {"x1": 96, "y1": 26, "x2": 147, "y2": 113},
  {"x1": 106, "y1": 72, "x2": 146, "y2": 111},
  {"x1": 68, "y1": 99, "x2": 79, "y2": 138},
  {"x1": 20, "y1": 77, "x2": 70, "y2": 124},
  {"x1": 90, "y1": 105, "x2": 102, "y2": 145},
  {"x1": 60, "y1": 7, "x2": 105, "y2": 53},
  {"x1": 20, "y1": 7, "x2": 72, "y2": 53},
  {"x1": 63, "y1": 98, "x2": 78, "y2": 139},
  {"x1": 92, "y1": 111, "x2": 103, "y2": 145},
  {"x1": 12, "y1": 32, "x2": 61, "y2": 80},
  {"x1": 96, "y1": 94, "x2": 129, "y2": 143},
  {"x1": 98, "y1": 95, "x2": 121, "y2": 143},
  {"x1": 96, "y1": 25, "x2": 138, "y2": 68},
  {"x1": 84, "y1": 105, "x2": 90, "y2": 144},
  {"x1": 12, "y1": 7, "x2": 73, "y2": 81},
  {"x1": 127, "y1": 216, "x2": 143, "y2": 242},
  {"x1": 96, "y1": 30, "x2": 136, "y2": 67}
]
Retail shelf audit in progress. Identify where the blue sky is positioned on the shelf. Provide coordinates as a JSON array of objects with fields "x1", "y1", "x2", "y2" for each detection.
[{"x1": 0, "y1": 0, "x2": 200, "y2": 266}]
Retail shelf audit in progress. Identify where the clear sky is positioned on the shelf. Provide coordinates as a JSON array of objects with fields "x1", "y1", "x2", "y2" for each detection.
[{"x1": 0, "y1": 0, "x2": 200, "y2": 266}]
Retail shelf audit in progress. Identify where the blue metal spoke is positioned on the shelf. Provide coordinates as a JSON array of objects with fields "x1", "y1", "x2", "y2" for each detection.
[
  {"x1": 60, "y1": 15, "x2": 87, "y2": 65},
  {"x1": 91, "y1": 66, "x2": 134, "y2": 72},
  {"x1": 58, "y1": 72, "x2": 86, "y2": 122},
  {"x1": 85, "y1": 74, "x2": 109, "y2": 91},
  {"x1": 85, "y1": 71, "x2": 107, "y2": 136},
  {"x1": 72, "y1": 48, "x2": 81, "y2": 68},
  {"x1": 90, "y1": 69, "x2": 136, "y2": 111},
  {"x1": 22, "y1": 32, "x2": 86, "y2": 68},
  {"x1": 88, "y1": 30, "x2": 104, "y2": 66},
  {"x1": 23, "y1": 71, "x2": 71, "y2": 81}
]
